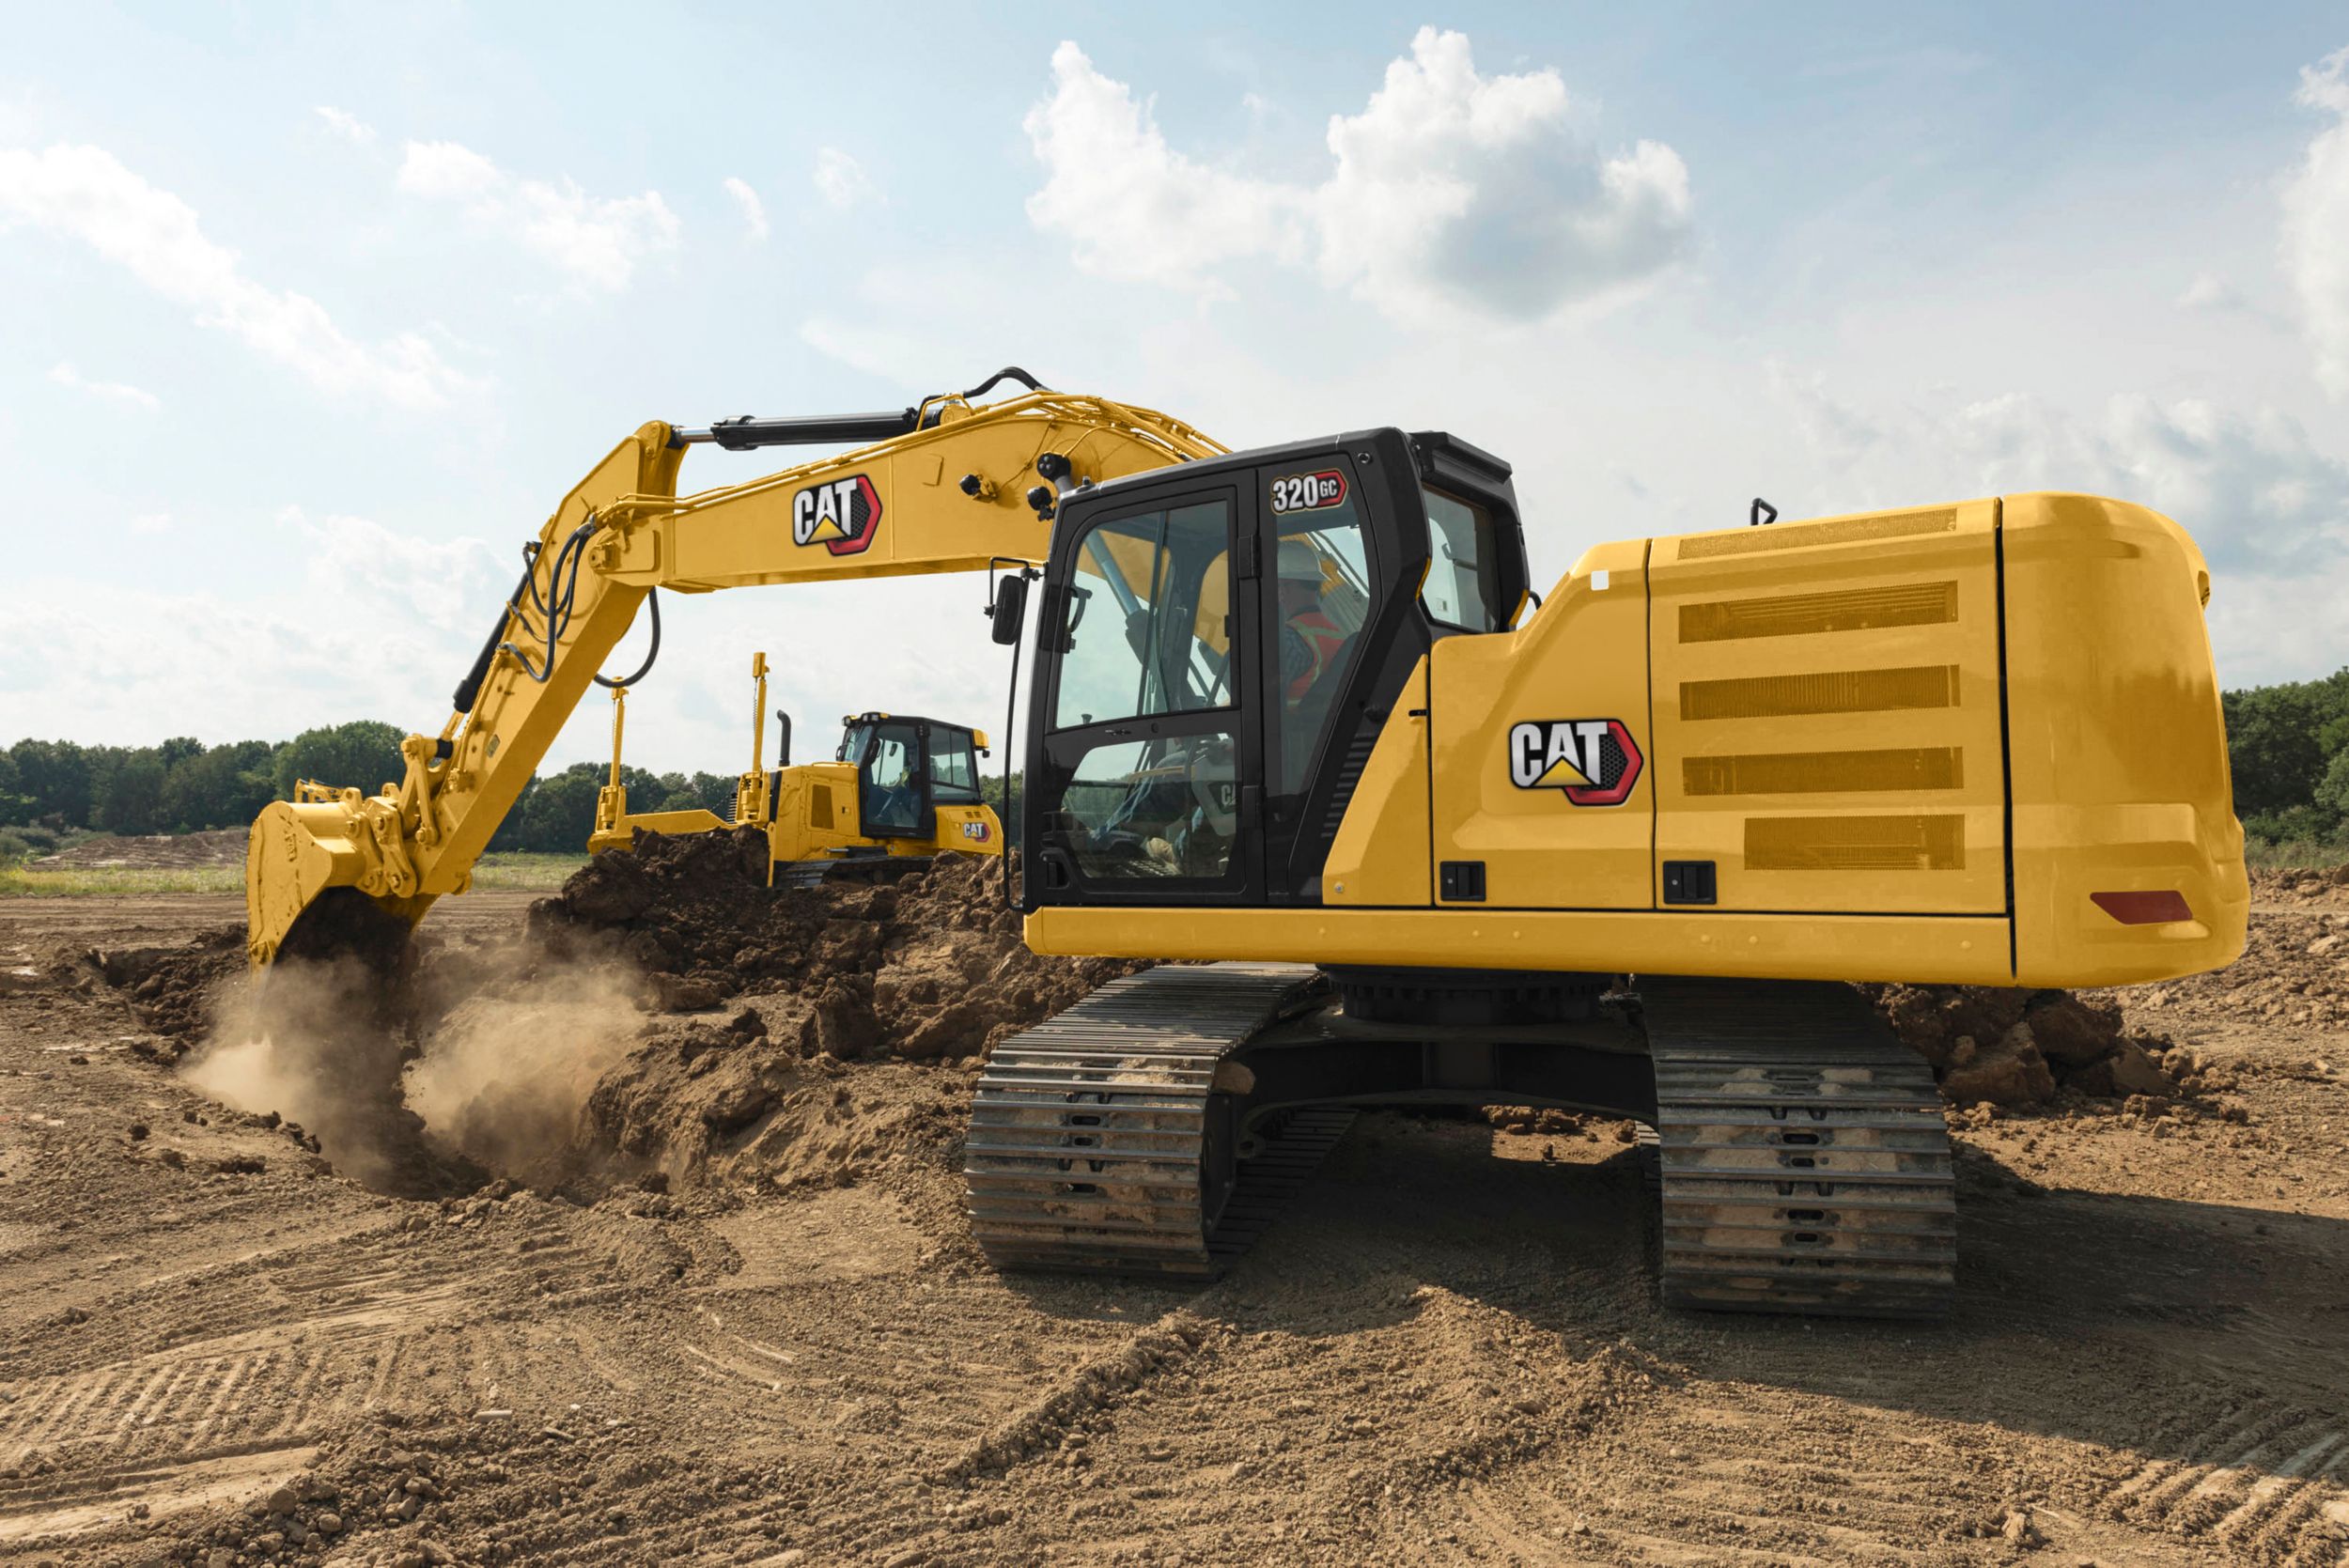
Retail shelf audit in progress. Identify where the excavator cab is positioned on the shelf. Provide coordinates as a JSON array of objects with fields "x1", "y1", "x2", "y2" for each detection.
[{"x1": 1019, "y1": 428, "x2": 1527, "y2": 907}]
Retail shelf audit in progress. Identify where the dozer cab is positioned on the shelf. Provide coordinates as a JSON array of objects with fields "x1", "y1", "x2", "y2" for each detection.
[
  {"x1": 243, "y1": 370, "x2": 2246, "y2": 1319},
  {"x1": 586, "y1": 651, "x2": 1001, "y2": 884}
]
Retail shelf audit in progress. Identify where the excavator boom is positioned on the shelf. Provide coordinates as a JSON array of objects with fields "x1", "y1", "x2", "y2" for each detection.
[{"x1": 246, "y1": 376, "x2": 1221, "y2": 966}]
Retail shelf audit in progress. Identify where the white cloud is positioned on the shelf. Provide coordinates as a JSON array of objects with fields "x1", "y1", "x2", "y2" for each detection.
[
  {"x1": 0, "y1": 144, "x2": 471, "y2": 408},
  {"x1": 1772, "y1": 371, "x2": 2349, "y2": 572},
  {"x1": 2283, "y1": 45, "x2": 2349, "y2": 397},
  {"x1": 1023, "y1": 30, "x2": 1693, "y2": 324},
  {"x1": 1767, "y1": 370, "x2": 2349, "y2": 682},
  {"x1": 0, "y1": 509, "x2": 510, "y2": 743},
  {"x1": 812, "y1": 147, "x2": 877, "y2": 210},
  {"x1": 2174, "y1": 272, "x2": 2243, "y2": 311},
  {"x1": 397, "y1": 140, "x2": 680, "y2": 293},
  {"x1": 1022, "y1": 45, "x2": 1293, "y2": 298},
  {"x1": 280, "y1": 506, "x2": 505, "y2": 632},
  {"x1": 723, "y1": 176, "x2": 769, "y2": 241},
  {"x1": 129, "y1": 511, "x2": 171, "y2": 536},
  {"x1": 48, "y1": 360, "x2": 159, "y2": 410},
  {"x1": 313, "y1": 105, "x2": 376, "y2": 146}
]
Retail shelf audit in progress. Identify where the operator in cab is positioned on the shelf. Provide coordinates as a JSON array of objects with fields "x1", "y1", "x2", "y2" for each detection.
[{"x1": 1277, "y1": 538, "x2": 1347, "y2": 707}]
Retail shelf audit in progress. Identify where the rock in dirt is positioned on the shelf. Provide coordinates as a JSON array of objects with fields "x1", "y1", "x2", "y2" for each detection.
[
  {"x1": 1862, "y1": 982, "x2": 2177, "y2": 1107},
  {"x1": 2105, "y1": 1038, "x2": 2173, "y2": 1096},
  {"x1": 89, "y1": 925, "x2": 246, "y2": 1049},
  {"x1": 1937, "y1": 1021, "x2": 2058, "y2": 1107}
]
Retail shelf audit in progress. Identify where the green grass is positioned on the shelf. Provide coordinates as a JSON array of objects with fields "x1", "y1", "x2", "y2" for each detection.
[
  {"x1": 0, "y1": 851, "x2": 586, "y2": 898},
  {"x1": 472, "y1": 852, "x2": 590, "y2": 891},
  {"x1": 2244, "y1": 839, "x2": 2349, "y2": 873},
  {"x1": 0, "y1": 862, "x2": 245, "y2": 896}
]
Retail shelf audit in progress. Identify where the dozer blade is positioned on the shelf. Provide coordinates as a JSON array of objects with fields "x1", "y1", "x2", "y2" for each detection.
[{"x1": 245, "y1": 799, "x2": 437, "y2": 970}]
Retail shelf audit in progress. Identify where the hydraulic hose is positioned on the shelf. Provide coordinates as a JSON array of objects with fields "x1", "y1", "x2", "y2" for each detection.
[
  {"x1": 458, "y1": 516, "x2": 661, "y2": 713},
  {"x1": 593, "y1": 587, "x2": 660, "y2": 691}
]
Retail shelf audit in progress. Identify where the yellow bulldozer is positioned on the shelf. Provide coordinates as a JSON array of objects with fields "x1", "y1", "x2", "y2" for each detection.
[
  {"x1": 585, "y1": 651, "x2": 1002, "y2": 884},
  {"x1": 245, "y1": 366, "x2": 2247, "y2": 1318}
]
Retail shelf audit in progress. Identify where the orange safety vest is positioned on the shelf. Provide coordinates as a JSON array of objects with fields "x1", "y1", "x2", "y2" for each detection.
[{"x1": 1283, "y1": 610, "x2": 1347, "y2": 702}]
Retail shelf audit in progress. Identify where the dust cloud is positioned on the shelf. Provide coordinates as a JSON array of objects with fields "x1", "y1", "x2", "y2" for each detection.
[
  {"x1": 185, "y1": 954, "x2": 420, "y2": 1191},
  {"x1": 182, "y1": 946, "x2": 647, "y2": 1195},
  {"x1": 402, "y1": 967, "x2": 645, "y2": 1183}
]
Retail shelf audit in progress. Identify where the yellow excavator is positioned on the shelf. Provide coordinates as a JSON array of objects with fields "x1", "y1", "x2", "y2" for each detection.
[
  {"x1": 585, "y1": 651, "x2": 1002, "y2": 883},
  {"x1": 246, "y1": 366, "x2": 2246, "y2": 1317}
]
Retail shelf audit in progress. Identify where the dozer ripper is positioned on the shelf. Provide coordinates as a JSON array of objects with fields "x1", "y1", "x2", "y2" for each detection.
[
  {"x1": 585, "y1": 651, "x2": 1003, "y2": 884},
  {"x1": 246, "y1": 369, "x2": 2246, "y2": 1318}
]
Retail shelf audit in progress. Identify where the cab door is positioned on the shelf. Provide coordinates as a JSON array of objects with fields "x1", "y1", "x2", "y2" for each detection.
[
  {"x1": 1030, "y1": 485, "x2": 1266, "y2": 905},
  {"x1": 1252, "y1": 457, "x2": 1380, "y2": 895},
  {"x1": 856, "y1": 718, "x2": 932, "y2": 841}
]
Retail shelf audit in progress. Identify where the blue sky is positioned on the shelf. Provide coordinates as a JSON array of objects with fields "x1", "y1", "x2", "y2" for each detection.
[{"x1": 4, "y1": 3, "x2": 2345, "y2": 774}]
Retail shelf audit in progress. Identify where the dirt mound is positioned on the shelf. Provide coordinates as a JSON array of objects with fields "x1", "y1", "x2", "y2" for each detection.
[
  {"x1": 31, "y1": 826, "x2": 247, "y2": 868},
  {"x1": 161, "y1": 1413, "x2": 520, "y2": 1568},
  {"x1": 534, "y1": 834, "x2": 1142, "y2": 1052},
  {"x1": 537, "y1": 839, "x2": 1146, "y2": 1186},
  {"x1": 1863, "y1": 983, "x2": 2226, "y2": 1108},
  {"x1": 587, "y1": 1015, "x2": 979, "y2": 1189},
  {"x1": 90, "y1": 924, "x2": 246, "y2": 1050},
  {"x1": 91, "y1": 840, "x2": 1143, "y2": 1200},
  {"x1": 2251, "y1": 862, "x2": 2349, "y2": 908},
  {"x1": 2113, "y1": 905, "x2": 2349, "y2": 1031}
]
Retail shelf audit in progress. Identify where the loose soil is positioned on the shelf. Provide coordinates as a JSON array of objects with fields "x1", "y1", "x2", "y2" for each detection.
[{"x1": 3, "y1": 846, "x2": 2347, "y2": 1567}]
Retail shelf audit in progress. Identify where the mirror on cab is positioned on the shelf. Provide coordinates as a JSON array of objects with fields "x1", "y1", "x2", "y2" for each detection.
[{"x1": 988, "y1": 573, "x2": 1029, "y2": 645}]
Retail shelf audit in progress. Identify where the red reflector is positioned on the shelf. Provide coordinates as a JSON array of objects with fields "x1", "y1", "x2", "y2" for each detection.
[{"x1": 2091, "y1": 890, "x2": 2194, "y2": 924}]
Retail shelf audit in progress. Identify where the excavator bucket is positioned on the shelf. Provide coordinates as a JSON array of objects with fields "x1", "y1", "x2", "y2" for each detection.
[{"x1": 245, "y1": 798, "x2": 435, "y2": 970}]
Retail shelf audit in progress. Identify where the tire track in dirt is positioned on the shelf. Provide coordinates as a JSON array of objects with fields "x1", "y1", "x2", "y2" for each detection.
[
  {"x1": 2105, "y1": 1395, "x2": 2349, "y2": 1563},
  {"x1": 1423, "y1": 1376, "x2": 1985, "y2": 1564},
  {"x1": 230, "y1": 1185, "x2": 1190, "y2": 1568},
  {"x1": 0, "y1": 1203, "x2": 622, "y2": 1545}
]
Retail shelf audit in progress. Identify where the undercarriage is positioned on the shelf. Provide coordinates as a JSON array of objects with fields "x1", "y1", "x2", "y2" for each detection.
[{"x1": 964, "y1": 963, "x2": 1955, "y2": 1319}]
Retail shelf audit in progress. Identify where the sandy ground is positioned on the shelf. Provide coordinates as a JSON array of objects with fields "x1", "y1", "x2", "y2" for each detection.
[{"x1": 3, "y1": 891, "x2": 2348, "y2": 1568}]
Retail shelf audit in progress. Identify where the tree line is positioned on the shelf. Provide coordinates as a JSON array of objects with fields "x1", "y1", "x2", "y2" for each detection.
[
  {"x1": 8, "y1": 672, "x2": 2348, "y2": 859},
  {"x1": 2219, "y1": 669, "x2": 2349, "y2": 847},
  {"x1": 0, "y1": 722, "x2": 742, "y2": 856}
]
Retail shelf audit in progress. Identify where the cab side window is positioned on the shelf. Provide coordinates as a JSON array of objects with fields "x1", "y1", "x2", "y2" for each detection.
[
  {"x1": 1052, "y1": 502, "x2": 1233, "y2": 730},
  {"x1": 1421, "y1": 487, "x2": 1505, "y2": 632},
  {"x1": 1270, "y1": 505, "x2": 1371, "y2": 797},
  {"x1": 929, "y1": 732, "x2": 982, "y2": 803}
]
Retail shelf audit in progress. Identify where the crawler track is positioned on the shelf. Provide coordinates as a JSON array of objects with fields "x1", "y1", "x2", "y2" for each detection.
[
  {"x1": 964, "y1": 963, "x2": 1341, "y2": 1276},
  {"x1": 1644, "y1": 977, "x2": 1956, "y2": 1318}
]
